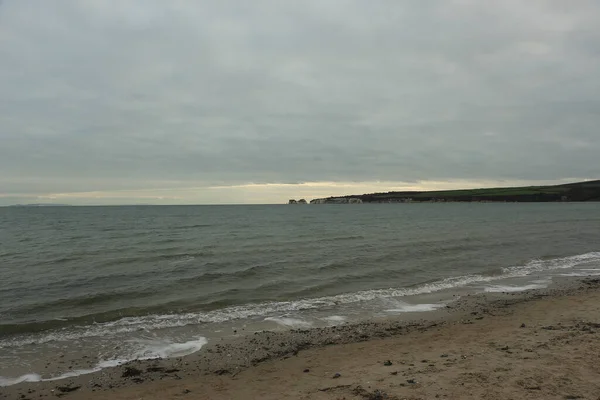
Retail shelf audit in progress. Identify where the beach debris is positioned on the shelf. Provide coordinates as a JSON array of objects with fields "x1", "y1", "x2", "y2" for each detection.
[
  {"x1": 183, "y1": 389, "x2": 192, "y2": 394},
  {"x1": 390, "y1": 371, "x2": 398, "y2": 375},
  {"x1": 318, "y1": 384, "x2": 352, "y2": 392},
  {"x1": 383, "y1": 360, "x2": 393, "y2": 366},
  {"x1": 333, "y1": 372, "x2": 342, "y2": 379},
  {"x1": 121, "y1": 366, "x2": 142, "y2": 378},
  {"x1": 440, "y1": 354, "x2": 449, "y2": 358},
  {"x1": 214, "y1": 369, "x2": 230, "y2": 375},
  {"x1": 541, "y1": 325, "x2": 558, "y2": 330},
  {"x1": 500, "y1": 346, "x2": 509, "y2": 351},
  {"x1": 521, "y1": 323, "x2": 526, "y2": 328},
  {"x1": 303, "y1": 368, "x2": 310, "y2": 373},
  {"x1": 406, "y1": 378, "x2": 416, "y2": 384},
  {"x1": 352, "y1": 386, "x2": 399, "y2": 400},
  {"x1": 524, "y1": 385, "x2": 541, "y2": 390},
  {"x1": 56, "y1": 385, "x2": 81, "y2": 393}
]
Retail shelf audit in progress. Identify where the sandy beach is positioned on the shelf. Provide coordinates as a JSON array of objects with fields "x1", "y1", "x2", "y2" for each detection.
[{"x1": 2, "y1": 278, "x2": 599, "y2": 400}]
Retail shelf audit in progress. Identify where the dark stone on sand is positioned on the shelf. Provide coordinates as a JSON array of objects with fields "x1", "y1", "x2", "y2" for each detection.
[
  {"x1": 333, "y1": 372, "x2": 341, "y2": 379},
  {"x1": 303, "y1": 369, "x2": 310, "y2": 373},
  {"x1": 215, "y1": 369, "x2": 230, "y2": 375},
  {"x1": 521, "y1": 323, "x2": 526, "y2": 328},
  {"x1": 383, "y1": 360, "x2": 393, "y2": 366},
  {"x1": 352, "y1": 386, "x2": 395, "y2": 400},
  {"x1": 440, "y1": 354, "x2": 449, "y2": 358},
  {"x1": 407, "y1": 379, "x2": 416, "y2": 384},
  {"x1": 56, "y1": 385, "x2": 81, "y2": 393},
  {"x1": 121, "y1": 366, "x2": 143, "y2": 378}
]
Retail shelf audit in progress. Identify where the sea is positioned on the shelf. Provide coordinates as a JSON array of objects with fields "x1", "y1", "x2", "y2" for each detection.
[{"x1": 1, "y1": 203, "x2": 600, "y2": 386}]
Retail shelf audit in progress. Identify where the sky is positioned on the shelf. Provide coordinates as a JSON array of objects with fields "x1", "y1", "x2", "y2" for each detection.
[{"x1": 1, "y1": 0, "x2": 599, "y2": 205}]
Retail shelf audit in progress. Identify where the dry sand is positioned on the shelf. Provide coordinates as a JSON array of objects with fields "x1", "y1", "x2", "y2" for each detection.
[{"x1": 4, "y1": 278, "x2": 600, "y2": 400}]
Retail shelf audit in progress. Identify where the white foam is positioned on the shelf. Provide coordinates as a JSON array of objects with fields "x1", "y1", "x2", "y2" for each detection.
[
  {"x1": 384, "y1": 302, "x2": 446, "y2": 313},
  {"x1": 96, "y1": 359, "x2": 128, "y2": 369},
  {"x1": 484, "y1": 283, "x2": 548, "y2": 293},
  {"x1": 0, "y1": 373, "x2": 41, "y2": 386},
  {"x1": 560, "y1": 272, "x2": 600, "y2": 277},
  {"x1": 502, "y1": 252, "x2": 600, "y2": 275},
  {"x1": 322, "y1": 315, "x2": 347, "y2": 323},
  {"x1": 0, "y1": 337, "x2": 207, "y2": 387},
  {"x1": 133, "y1": 337, "x2": 208, "y2": 359},
  {"x1": 264, "y1": 317, "x2": 313, "y2": 329}
]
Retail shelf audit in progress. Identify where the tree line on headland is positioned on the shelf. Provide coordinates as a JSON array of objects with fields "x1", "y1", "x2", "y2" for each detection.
[{"x1": 289, "y1": 180, "x2": 600, "y2": 204}]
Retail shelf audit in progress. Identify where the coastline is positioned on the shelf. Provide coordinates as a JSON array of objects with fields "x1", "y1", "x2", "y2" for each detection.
[{"x1": 4, "y1": 277, "x2": 600, "y2": 399}]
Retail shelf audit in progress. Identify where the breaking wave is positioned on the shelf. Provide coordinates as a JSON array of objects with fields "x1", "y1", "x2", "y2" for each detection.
[{"x1": 2, "y1": 252, "x2": 598, "y2": 349}]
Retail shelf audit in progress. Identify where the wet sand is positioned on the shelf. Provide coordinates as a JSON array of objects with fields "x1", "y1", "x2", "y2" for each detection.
[{"x1": 4, "y1": 278, "x2": 600, "y2": 400}]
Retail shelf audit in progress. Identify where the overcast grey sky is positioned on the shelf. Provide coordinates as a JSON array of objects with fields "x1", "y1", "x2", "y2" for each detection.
[{"x1": 1, "y1": 0, "x2": 599, "y2": 205}]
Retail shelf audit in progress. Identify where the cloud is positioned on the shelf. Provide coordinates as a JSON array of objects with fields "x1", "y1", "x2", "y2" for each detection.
[{"x1": 1, "y1": 0, "x2": 599, "y2": 204}]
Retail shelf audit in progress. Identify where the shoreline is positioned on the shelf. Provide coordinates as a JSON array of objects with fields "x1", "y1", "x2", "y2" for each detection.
[{"x1": 4, "y1": 277, "x2": 600, "y2": 399}]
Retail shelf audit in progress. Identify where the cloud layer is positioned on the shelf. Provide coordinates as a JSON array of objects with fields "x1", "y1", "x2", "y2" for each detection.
[{"x1": 1, "y1": 1, "x2": 599, "y2": 204}]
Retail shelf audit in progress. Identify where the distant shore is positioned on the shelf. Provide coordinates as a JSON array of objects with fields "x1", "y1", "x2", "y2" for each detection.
[
  {"x1": 5, "y1": 277, "x2": 600, "y2": 400},
  {"x1": 293, "y1": 179, "x2": 600, "y2": 204}
]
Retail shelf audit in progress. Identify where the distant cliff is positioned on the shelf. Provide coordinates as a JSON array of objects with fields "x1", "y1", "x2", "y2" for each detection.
[
  {"x1": 288, "y1": 199, "x2": 308, "y2": 204},
  {"x1": 309, "y1": 197, "x2": 363, "y2": 204},
  {"x1": 301, "y1": 180, "x2": 600, "y2": 204}
]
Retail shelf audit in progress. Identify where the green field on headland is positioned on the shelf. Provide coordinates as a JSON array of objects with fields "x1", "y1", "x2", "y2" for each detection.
[{"x1": 309, "y1": 180, "x2": 600, "y2": 203}]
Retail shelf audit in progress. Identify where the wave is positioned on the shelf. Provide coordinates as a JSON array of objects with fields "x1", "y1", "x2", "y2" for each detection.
[
  {"x1": 483, "y1": 278, "x2": 553, "y2": 293},
  {"x1": 384, "y1": 301, "x2": 447, "y2": 313},
  {"x1": 264, "y1": 317, "x2": 313, "y2": 329},
  {"x1": 502, "y1": 252, "x2": 600, "y2": 274},
  {"x1": 1, "y1": 252, "x2": 599, "y2": 349},
  {"x1": 0, "y1": 337, "x2": 208, "y2": 387},
  {"x1": 322, "y1": 315, "x2": 347, "y2": 324},
  {"x1": 484, "y1": 283, "x2": 548, "y2": 293},
  {"x1": 0, "y1": 253, "x2": 204, "y2": 302}
]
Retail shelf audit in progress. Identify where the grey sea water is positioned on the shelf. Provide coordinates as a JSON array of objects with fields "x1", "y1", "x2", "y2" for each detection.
[{"x1": 1, "y1": 203, "x2": 600, "y2": 385}]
